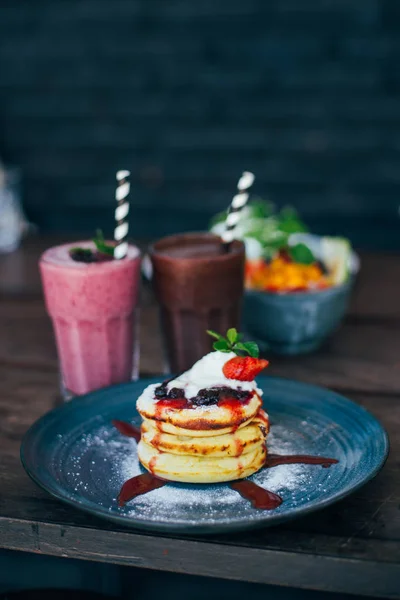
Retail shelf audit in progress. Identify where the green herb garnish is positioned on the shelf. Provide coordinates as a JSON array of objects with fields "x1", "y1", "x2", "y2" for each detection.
[
  {"x1": 277, "y1": 206, "x2": 308, "y2": 234},
  {"x1": 288, "y1": 243, "x2": 315, "y2": 265},
  {"x1": 93, "y1": 229, "x2": 115, "y2": 257},
  {"x1": 207, "y1": 328, "x2": 259, "y2": 358},
  {"x1": 209, "y1": 199, "x2": 309, "y2": 261}
]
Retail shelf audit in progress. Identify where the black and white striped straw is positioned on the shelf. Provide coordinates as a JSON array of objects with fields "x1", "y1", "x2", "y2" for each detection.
[
  {"x1": 114, "y1": 170, "x2": 130, "y2": 259},
  {"x1": 222, "y1": 171, "x2": 255, "y2": 247}
]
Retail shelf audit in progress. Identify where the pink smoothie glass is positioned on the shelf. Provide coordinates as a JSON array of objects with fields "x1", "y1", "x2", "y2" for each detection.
[{"x1": 40, "y1": 241, "x2": 141, "y2": 399}]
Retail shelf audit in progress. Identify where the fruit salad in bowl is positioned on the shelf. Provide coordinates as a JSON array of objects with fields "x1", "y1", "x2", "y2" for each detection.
[
  {"x1": 210, "y1": 200, "x2": 358, "y2": 294},
  {"x1": 210, "y1": 201, "x2": 359, "y2": 354}
]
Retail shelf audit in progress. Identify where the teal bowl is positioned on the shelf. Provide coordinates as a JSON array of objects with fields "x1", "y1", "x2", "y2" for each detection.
[{"x1": 243, "y1": 277, "x2": 356, "y2": 355}]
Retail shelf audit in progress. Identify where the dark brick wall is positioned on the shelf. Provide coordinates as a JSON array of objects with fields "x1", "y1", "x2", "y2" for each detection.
[{"x1": 1, "y1": 0, "x2": 400, "y2": 248}]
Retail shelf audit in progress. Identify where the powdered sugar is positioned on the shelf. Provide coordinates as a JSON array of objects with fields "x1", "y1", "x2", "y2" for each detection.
[
  {"x1": 56, "y1": 409, "x2": 339, "y2": 527},
  {"x1": 116, "y1": 420, "x2": 305, "y2": 520}
]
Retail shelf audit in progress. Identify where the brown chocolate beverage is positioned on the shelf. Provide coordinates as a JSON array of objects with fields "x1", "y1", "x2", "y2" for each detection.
[{"x1": 150, "y1": 233, "x2": 245, "y2": 373}]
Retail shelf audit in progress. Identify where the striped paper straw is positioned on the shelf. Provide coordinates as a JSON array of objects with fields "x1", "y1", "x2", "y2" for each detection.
[
  {"x1": 222, "y1": 171, "x2": 255, "y2": 246},
  {"x1": 114, "y1": 170, "x2": 130, "y2": 259}
]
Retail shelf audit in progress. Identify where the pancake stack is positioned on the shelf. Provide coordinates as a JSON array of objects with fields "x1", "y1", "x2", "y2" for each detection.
[{"x1": 136, "y1": 349, "x2": 269, "y2": 483}]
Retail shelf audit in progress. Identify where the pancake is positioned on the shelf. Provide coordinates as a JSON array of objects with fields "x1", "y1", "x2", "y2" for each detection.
[
  {"x1": 135, "y1": 349, "x2": 270, "y2": 483},
  {"x1": 251, "y1": 409, "x2": 270, "y2": 435},
  {"x1": 140, "y1": 416, "x2": 255, "y2": 438},
  {"x1": 141, "y1": 417, "x2": 268, "y2": 458},
  {"x1": 137, "y1": 384, "x2": 262, "y2": 432},
  {"x1": 138, "y1": 440, "x2": 267, "y2": 483}
]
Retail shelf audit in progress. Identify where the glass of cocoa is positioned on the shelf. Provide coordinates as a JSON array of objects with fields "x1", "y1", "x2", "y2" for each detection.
[{"x1": 150, "y1": 232, "x2": 245, "y2": 373}]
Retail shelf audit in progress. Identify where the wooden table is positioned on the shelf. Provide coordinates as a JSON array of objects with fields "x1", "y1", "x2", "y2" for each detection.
[{"x1": 1, "y1": 237, "x2": 400, "y2": 598}]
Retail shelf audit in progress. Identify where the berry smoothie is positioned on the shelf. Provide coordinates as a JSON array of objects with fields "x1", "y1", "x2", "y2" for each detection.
[{"x1": 40, "y1": 241, "x2": 141, "y2": 397}]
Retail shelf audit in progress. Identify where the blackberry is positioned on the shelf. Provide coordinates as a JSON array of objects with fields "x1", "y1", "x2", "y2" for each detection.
[
  {"x1": 154, "y1": 384, "x2": 185, "y2": 400},
  {"x1": 192, "y1": 387, "x2": 221, "y2": 406},
  {"x1": 69, "y1": 248, "x2": 97, "y2": 263},
  {"x1": 168, "y1": 387, "x2": 185, "y2": 399},
  {"x1": 231, "y1": 389, "x2": 251, "y2": 401},
  {"x1": 218, "y1": 386, "x2": 250, "y2": 401},
  {"x1": 191, "y1": 386, "x2": 252, "y2": 406},
  {"x1": 154, "y1": 384, "x2": 168, "y2": 399}
]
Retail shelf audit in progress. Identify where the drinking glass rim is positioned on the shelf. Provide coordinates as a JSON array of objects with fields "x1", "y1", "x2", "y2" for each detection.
[{"x1": 149, "y1": 231, "x2": 244, "y2": 263}]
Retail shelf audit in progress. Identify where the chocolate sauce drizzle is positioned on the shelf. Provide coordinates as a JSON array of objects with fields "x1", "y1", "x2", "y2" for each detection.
[{"x1": 113, "y1": 420, "x2": 338, "y2": 509}]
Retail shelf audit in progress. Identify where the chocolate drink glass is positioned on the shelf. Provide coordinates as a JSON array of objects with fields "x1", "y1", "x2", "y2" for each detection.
[
  {"x1": 40, "y1": 241, "x2": 141, "y2": 399},
  {"x1": 150, "y1": 232, "x2": 245, "y2": 373}
]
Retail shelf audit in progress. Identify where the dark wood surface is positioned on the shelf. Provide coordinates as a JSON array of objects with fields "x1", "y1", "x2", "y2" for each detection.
[{"x1": 1, "y1": 237, "x2": 400, "y2": 598}]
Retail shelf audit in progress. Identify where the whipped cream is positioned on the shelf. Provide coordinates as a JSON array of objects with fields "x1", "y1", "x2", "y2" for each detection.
[
  {"x1": 136, "y1": 351, "x2": 263, "y2": 409},
  {"x1": 166, "y1": 351, "x2": 263, "y2": 399}
]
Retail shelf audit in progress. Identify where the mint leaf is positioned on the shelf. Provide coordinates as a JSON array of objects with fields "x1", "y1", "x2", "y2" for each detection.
[
  {"x1": 226, "y1": 328, "x2": 238, "y2": 345},
  {"x1": 289, "y1": 243, "x2": 315, "y2": 265},
  {"x1": 207, "y1": 328, "x2": 259, "y2": 357},
  {"x1": 232, "y1": 342, "x2": 247, "y2": 354},
  {"x1": 242, "y1": 342, "x2": 260, "y2": 358},
  {"x1": 93, "y1": 229, "x2": 115, "y2": 257},
  {"x1": 213, "y1": 340, "x2": 230, "y2": 352},
  {"x1": 233, "y1": 341, "x2": 260, "y2": 358},
  {"x1": 248, "y1": 198, "x2": 275, "y2": 219},
  {"x1": 207, "y1": 330, "x2": 223, "y2": 341},
  {"x1": 278, "y1": 206, "x2": 308, "y2": 234}
]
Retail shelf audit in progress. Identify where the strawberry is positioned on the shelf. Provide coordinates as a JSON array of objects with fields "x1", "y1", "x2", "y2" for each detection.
[
  {"x1": 223, "y1": 356, "x2": 269, "y2": 381},
  {"x1": 207, "y1": 328, "x2": 269, "y2": 380}
]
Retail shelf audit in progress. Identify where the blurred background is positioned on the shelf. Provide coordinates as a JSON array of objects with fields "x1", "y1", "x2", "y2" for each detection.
[{"x1": 1, "y1": 0, "x2": 400, "y2": 248}]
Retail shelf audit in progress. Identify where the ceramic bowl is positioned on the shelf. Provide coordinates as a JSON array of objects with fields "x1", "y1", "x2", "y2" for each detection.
[{"x1": 242, "y1": 237, "x2": 359, "y2": 355}]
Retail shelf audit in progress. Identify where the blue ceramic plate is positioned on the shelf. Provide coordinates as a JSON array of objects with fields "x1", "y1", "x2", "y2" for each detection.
[{"x1": 21, "y1": 377, "x2": 389, "y2": 534}]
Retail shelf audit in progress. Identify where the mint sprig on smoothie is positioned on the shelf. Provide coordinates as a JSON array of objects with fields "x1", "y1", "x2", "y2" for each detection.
[
  {"x1": 93, "y1": 229, "x2": 115, "y2": 257},
  {"x1": 69, "y1": 230, "x2": 114, "y2": 263}
]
